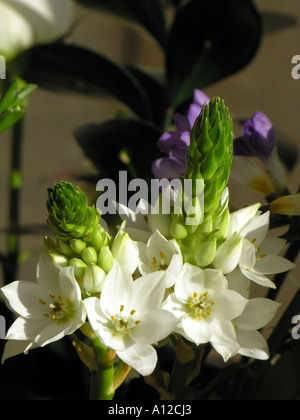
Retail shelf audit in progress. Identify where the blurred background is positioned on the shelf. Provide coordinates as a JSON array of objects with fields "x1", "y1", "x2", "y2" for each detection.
[{"x1": 0, "y1": 0, "x2": 299, "y2": 399}]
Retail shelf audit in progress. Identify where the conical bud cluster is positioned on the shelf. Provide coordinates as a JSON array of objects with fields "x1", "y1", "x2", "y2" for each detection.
[
  {"x1": 172, "y1": 98, "x2": 233, "y2": 266},
  {"x1": 186, "y1": 97, "x2": 233, "y2": 215}
]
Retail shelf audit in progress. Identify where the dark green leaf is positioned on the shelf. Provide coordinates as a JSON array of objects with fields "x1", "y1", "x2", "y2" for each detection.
[
  {"x1": 262, "y1": 11, "x2": 298, "y2": 35},
  {"x1": 167, "y1": 0, "x2": 262, "y2": 108},
  {"x1": 0, "y1": 109, "x2": 25, "y2": 134},
  {"x1": 20, "y1": 43, "x2": 152, "y2": 120},
  {"x1": 75, "y1": 118, "x2": 162, "y2": 183},
  {"x1": 74, "y1": 0, "x2": 166, "y2": 48},
  {"x1": 126, "y1": 65, "x2": 168, "y2": 128}
]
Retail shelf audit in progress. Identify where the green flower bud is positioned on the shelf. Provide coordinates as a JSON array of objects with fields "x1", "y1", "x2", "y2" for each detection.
[
  {"x1": 57, "y1": 239, "x2": 73, "y2": 257},
  {"x1": 81, "y1": 247, "x2": 98, "y2": 265},
  {"x1": 46, "y1": 181, "x2": 101, "y2": 242},
  {"x1": 98, "y1": 246, "x2": 114, "y2": 274},
  {"x1": 70, "y1": 238, "x2": 86, "y2": 255},
  {"x1": 170, "y1": 213, "x2": 188, "y2": 241},
  {"x1": 213, "y1": 233, "x2": 243, "y2": 275},
  {"x1": 70, "y1": 258, "x2": 87, "y2": 280},
  {"x1": 83, "y1": 264, "x2": 106, "y2": 294},
  {"x1": 186, "y1": 97, "x2": 233, "y2": 216},
  {"x1": 48, "y1": 250, "x2": 69, "y2": 268},
  {"x1": 194, "y1": 238, "x2": 217, "y2": 267},
  {"x1": 213, "y1": 207, "x2": 230, "y2": 242}
]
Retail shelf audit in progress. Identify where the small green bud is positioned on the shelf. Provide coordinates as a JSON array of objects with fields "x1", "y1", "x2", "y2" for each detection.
[
  {"x1": 70, "y1": 258, "x2": 87, "y2": 280},
  {"x1": 98, "y1": 246, "x2": 114, "y2": 273},
  {"x1": 70, "y1": 238, "x2": 86, "y2": 255},
  {"x1": 83, "y1": 264, "x2": 106, "y2": 294},
  {"x1": 214, "y1": 208, "x2": 230, "y2": 242},
  {"x1": 170, "y1": 213, "x2": 188, "y2": 241},
  {"x1": 48, "y1": 250, "x2": 69, "y2": 268},
  {"x1": 194, "y1": 238, "x2": 217, "y2": 267},
  {"x1": 213, "y1": 233, "x2": 243, "y2": 275},
  {"x1": 185, "y1": 196, "x2": 204, "y2": 234},
  {"x1": 57, "y1": 239, "x2": 73, "y2": 257},
  {"x1": 81, "y1": 247, "x2": 98, "y2": 265}
]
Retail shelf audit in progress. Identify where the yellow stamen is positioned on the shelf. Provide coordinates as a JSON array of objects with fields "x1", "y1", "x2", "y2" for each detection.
[
  {"x1": 39, "y1": 300, "x2": 46, "y2": 305},
  {"x1": 152, "y1": 257, "x2": 157, "y2": 269}
]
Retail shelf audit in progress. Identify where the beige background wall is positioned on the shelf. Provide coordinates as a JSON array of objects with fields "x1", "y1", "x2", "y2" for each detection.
[{"x1": 0, "y1": 0, "x2": 299, "y2": 315}]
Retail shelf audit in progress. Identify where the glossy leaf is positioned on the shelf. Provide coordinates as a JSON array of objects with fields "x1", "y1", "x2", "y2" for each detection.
[
  {"x1": 167, "y1": 0, "x2": 262, "y2": 109},
  {"x1": 75, "y1": 118, "x2": 162, "y2": 183},
  {"x1": 74, "y1": 0, "x2": 166, "y2": 48},
  {"x1": 20, "y1": 44, "x2": 152, "y2": 120},
  {"x1": 0, "y1": 79, "x2": 37, "y2": 133}
]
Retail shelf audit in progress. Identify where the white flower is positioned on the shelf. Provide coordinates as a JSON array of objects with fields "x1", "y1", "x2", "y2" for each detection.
[
  {"x1": 213, "y1": 204, "x2": 296, "y2": 288},
  {"x1": 1, "y1": 252, "x2": 86, "y2": 359},
  {"x1": 163, "y1": 263, "x2": 248, "y2": 362},
  {"x1": 0, "y1": 0, "x2": 73, "y2": 61},
  {"x1": 233, "y1": 298, "x2": 281, "y2": 360},
  {"x1": 136, "y1": 230, "x2": 183, "y2": 288},
  {"x1": 84, "y1": 261, "x2": 178, "y2": 376}
]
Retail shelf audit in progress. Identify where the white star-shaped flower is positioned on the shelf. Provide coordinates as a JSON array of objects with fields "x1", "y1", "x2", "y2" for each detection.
[
  {"x1": 84, "y1": 261, "x2": 177, "y2": 376},
  {"x1": 1, "y1": 252, "x2": 86, "y2": 360}
]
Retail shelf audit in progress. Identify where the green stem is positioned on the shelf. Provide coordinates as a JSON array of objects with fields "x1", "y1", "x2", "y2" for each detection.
[
  {"x1": 89, "y1": 337, "x2": 115, "y2": 401},
  {"x1": 4, "y1": 115, "x2": 25, "y2": 283}
]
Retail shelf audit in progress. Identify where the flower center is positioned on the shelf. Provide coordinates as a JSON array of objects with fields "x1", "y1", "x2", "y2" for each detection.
[
  {"x1": 39, "y1": 294, "x2": 70, "y2": 322},
  {"x1": 188, "y1": 292, "x2": 215, "y2": 320},
  {"x1": 152, "y1": 251, "x2": 170, "y2": 271},
  {"x1": 251, "y1": 238, "x2": 267, "y2": 260},
  {"x1": 111, "y1": 305, "x2": 141, "y2": 334}
]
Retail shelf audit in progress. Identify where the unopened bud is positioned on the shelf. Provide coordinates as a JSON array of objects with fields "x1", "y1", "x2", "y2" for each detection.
[
  {"x1": 98, "y1": 246, "x2": 114, "y2": 274},
  {"x1": 83, "y1": 264, "x2": 106, "y2": 293},
  {"x1": 111, "y1": 226, "x2": 138, "y2": 275},
  {"x1": 81, "y1": 247, "x2": 98, "y2": 265},
  {"x1": 70, "y1": 238, "x2": 86, "y2": 255},
  {"x1": 70, "y1": 258, "x2": 87, "y2": 280},
  {"x1": 213, "y1": 233, "x2": 243, "y2": 275},
  {"x1": 194, "y1": 238, "x2": 217, "y2": 267},
  {"x1": 57, "y1": 239, "x2": 73, "y2": 257}
]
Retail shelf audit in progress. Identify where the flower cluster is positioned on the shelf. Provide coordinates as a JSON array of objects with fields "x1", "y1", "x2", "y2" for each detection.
[{"x1": 0, "y1": 98, "x2": 296, "y2": 398}]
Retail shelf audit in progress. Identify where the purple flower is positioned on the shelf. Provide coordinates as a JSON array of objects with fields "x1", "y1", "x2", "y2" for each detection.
[
  {"x1": 152, "y1": 90, "x2": 210, "y2": 179},
  {"x1": 233, "y1": 112, "x2": 277, "y2": 158}
]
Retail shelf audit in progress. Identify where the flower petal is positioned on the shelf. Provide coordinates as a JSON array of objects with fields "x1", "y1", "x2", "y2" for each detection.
[
  {"x1": 234, "y1": 298, "x2": 281, "y2": 331},
  {"x1": 236, "y1": 329, "x2": 269, "y2": 360},
  {"x1": 1, "y1": 281, "x2": 49, "y2": 319},
  {"x1": 240, "y1": 267, "x2": 276, "y2": 289},
  {"x1": 182, "y1": 315, "x2": 211, "y2": 345},
  {"x1": 117, "y1": 343, "x2": 157, "y2": 376},
  {"x1": 100, "y1": 261, "x2": 134, "y2": 318},
  {"x1": 212, "y1": 290, "x2": 248, "y2": 321},
  {"x1": 59, "y1": 267, "x2": 81, "y2": 309},
  {"x1": 132, "y1": 271, "x2": 166, "y2": 315},
  {"x1": 131, "y1": 309, "x2": 177, "y2": 345},
  {"x1": 175, "y1": 263, "x2": 205, "y2": 302},
  {"x1": 254, "y1": 255, "x2": 296, "y2": 275}
]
